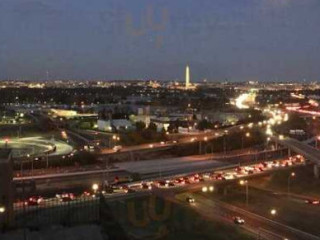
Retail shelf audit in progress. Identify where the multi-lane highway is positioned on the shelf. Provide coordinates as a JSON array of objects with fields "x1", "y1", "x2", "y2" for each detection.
[
  {"x1": 15, "y1": 154, "x2": 305, "y2": 210},
  {"x1": 175, "y1": 192, "x2": 320, "y2": 240},
  {"x1": 14, "y1": 148, "x2": 285, "y2": 197}
]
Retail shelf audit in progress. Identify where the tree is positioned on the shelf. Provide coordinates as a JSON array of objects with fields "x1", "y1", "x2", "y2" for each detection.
[
  {"x1": 135, "y1": 121, "x2": 146, "y2": 132},
  {"x1": 197, "y1": 119, "x2": 212, "y2": 131},
  {"x1": 148, "y1": 122, "x2": 157, "y2": 132}
]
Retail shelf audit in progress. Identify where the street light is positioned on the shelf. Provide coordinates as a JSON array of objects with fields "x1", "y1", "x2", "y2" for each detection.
[
  {"x1": 0, "y1": 206, "x2": 5, "y2": 213},
  {"x1": 270, "y1": 208, "x2": 277, "y2": 216},
  {"x1": 239, "y1": 180, "x2": 249, "y2": 207},
  {"x1": 287, "y1": 172, "x2": 295, "y2": 198},
  {"x1": 92, "y1": 183, "x2": 99, "y2": 192},
  {"x1": 202, "y1": 186, "x2": 208, "y2": 192},
  {"x1": 241, "y1": 132, "x2": 250, "y2": 149}
]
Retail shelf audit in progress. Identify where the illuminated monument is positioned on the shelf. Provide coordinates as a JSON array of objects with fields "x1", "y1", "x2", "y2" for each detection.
[
  {"x1": 168, "y1": 65, "x2": 196, "y2": 90},
  {"x1": 185, "y1": 65, "x2": 190, "y2": 89}
]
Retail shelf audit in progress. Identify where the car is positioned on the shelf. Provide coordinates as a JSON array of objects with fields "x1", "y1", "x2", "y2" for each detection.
[
  {"x1": 215, "y1": 173, "x2": 226, "y2": 180},
  {"x1": 56, "y1": 193, "x2": 75, "y2": 202},
  {"x1": 184, "y1": 179, "x2": 191, "y2": 184},
  {"x1": 175, "y1": 178, "x2": 185, "y2": 185},
  {"x1": 305, "y1": 199, "x2": 320, "y2": 205},
  {"x1": 168, "y1": 182, "x2": 175, "y2": 187},
  {"x1": 141, "y1": 183, "x2": 152, "y2": 190},
  {"x1": 82, "y1": 191, "x2": 93, "y2": 197},
  {"x1": 127, "y1": 188, "x2": 136, "y2": 193},
  {"x1": 186, "y1": 197, "x2": 195, "y2": 203},
  {"x1": 233, "y1": 216, "x2": 245, "y2": 225},
  {"x1": 25, "y1": 196, "x2": 43, "y2": 206},
  {"x1": 113, "y1": 145, "x2": 122, "y2": 152},
  {"x1": 157, "y1": 181, "x2": 168, "y2": 187}
]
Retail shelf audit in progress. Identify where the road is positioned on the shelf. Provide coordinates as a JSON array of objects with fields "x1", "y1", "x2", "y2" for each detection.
[
  {"x1": 14, "y1": 148, "x2": 285, "y2": 198},
  {"x1": 174, "y1": 192, "x2": 320, "y2": 240},
  {"x1": 98, "y1": 124, "x2": 244, "y2": 155},
  {"x1": 13, "y1": 155, "x2": 313, "y2": 239},
  {"x1": 272, "y1": 136, "x2": 320, "y2": 164},
  {"x1": 15, "y1": 155, "x2": 304, "y2": 209}
]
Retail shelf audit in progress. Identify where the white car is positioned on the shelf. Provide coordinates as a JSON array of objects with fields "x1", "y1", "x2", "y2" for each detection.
[
  {"x1": 113, "y1": 145, "x2": 122, "y2": 152},
  {"x1": 233, "y1": 216, "x2": 245, "y2": 225}
]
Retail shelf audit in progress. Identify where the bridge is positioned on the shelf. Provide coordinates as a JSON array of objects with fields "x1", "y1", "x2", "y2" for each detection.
[{"x1": 271, "y1": 136, "x2": 320, "y2": 178}]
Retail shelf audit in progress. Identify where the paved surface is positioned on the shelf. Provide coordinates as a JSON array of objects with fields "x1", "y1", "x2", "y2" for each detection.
[
  {"x1": 174, "y1": 192, "x2": 320, "y2": 240},
  {"x1": 272, "y1": 136, "x2": 320, "y2": 164}
]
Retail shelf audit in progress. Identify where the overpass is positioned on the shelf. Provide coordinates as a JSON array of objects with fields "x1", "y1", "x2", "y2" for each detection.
[{"x1": 271, "y1": 136, "x2": 320, "y2": 178}]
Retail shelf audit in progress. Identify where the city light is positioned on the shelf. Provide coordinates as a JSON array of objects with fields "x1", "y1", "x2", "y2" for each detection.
[
  {"x1": 239, "y1": 180, "x2": 247, "y2": 185},
  {"x1": 202, "y1": 186, "x2": 208, "y2": 192},
  {"x1": 270, "y1": 209, "x2": 277, "y2": 216},
  {"x1": 92, "y1": 183, "x2": 99, "y2": 192},
  {"x1": 0, "y1": 206, "x2": 5, "y2": 213}
]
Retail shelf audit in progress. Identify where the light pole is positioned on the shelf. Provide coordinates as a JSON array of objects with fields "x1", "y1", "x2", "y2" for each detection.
[
  {"x1": 240, "y1": 180, "x2": 249, "y2": 207},
  {"x1": 316, "y1": 136, "x2": 320, "y2": 148},
  {"x1": 223, "y1": 134, "x2": 227, "y2": 156},
  {"x1": 200, "y1": 136, "x2": 208, "y2": 155},
  {"x1": 287, "y1": 172, "x2": 295, "y2": 198},
  {"x1": 242, "y1": 132, "x2": 250, "y2": 149}
]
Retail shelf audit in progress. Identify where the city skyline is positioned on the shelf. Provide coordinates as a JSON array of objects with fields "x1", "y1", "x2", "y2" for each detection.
[{"x1": 0, "y1": 0, "x2": 320, "y2": 81}]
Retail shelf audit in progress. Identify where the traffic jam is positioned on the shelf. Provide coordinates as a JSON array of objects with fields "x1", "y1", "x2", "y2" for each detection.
[{"x1": 14, "y1": 154, "x2": 310, "y2": 210}]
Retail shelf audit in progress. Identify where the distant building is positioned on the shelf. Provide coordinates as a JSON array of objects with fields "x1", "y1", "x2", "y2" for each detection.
[
  {"x1": 97, "y1": 119, "x2": 132, "y2": 132},
  {"x1": 0, "y1": 149, "x2": 14, "y2": 229},
  {"x1": 50, "y1": 109, "x2": 98, "y2": 119}
]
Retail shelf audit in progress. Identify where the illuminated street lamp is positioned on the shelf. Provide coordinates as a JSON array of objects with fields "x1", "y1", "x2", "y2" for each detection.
[
  {"x1": 92, "y1": 183, "x2": 99, "y2": 192},
  {"x1": 287, "y1": 172, "x2": 295, "y2": 198},
  {"x1": 203, "y1": 136, "x2": 208, "y2": 141},
  {"x1": 202, "y1": 186, "x2": 208, "y2": 192},
  {"x1": 241, "y1": 132, "x2": 250, "y2": 149},
  {"x1": 270, "y1": 208, "x2": 277, "y2": 216},
  {"x1": 239, "y1": 180, "x2": 249, "y2": 207},
  {"x1": 0, "y1": 206, "x2": 5, "y2": 213}
]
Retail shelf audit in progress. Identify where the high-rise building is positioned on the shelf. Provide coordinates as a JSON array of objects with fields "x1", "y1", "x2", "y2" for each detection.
[{"x1": 185, "y1": 65, "x2": 190, "y2": 89}]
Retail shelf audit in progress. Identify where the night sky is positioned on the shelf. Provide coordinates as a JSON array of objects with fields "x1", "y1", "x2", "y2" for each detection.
[{"x1": 0, "y1": 0, "x2": 320, "y2": 81}]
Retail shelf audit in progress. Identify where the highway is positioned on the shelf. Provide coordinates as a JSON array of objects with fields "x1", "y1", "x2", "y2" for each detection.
[
  {"x1": 98, "y1": 124, "x2": 245, "y2": 155},
  {"x1": 272, "y1": 136, "x2": 320, "y2": 164},
  {"x1": 14, "y1": 155, "x2": 305, "y2": 210},
  {"x1": 174, "y1": 192, "x2": 320, "y2": 240},
  {"x1": 14, "y1": 148, "x2": 285, "y2": 197}
]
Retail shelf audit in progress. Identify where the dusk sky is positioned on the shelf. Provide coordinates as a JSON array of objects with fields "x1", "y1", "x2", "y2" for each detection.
[{"x1": 0, "y1": 0, "x2": 320, "y2": 81}]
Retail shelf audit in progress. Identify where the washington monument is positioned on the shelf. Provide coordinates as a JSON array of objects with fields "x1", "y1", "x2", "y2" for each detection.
[{"x1": 185, "y1": 65, "x2": 190, "y2": 89}]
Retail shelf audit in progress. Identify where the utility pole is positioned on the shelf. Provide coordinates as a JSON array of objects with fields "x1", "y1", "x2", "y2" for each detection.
[{"x1": 223, "y1": 134, "x2": 226, "y2": 156}]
